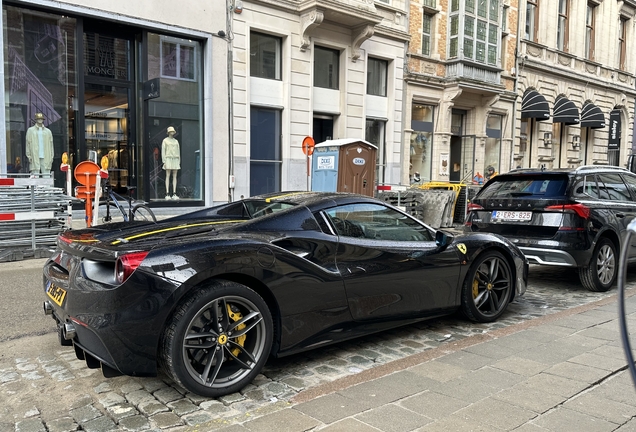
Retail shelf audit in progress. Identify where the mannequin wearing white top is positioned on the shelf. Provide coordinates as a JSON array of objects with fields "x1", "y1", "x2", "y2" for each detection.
[{"x1": 162, "y1": 126, "x2": 181, "y2": 199}]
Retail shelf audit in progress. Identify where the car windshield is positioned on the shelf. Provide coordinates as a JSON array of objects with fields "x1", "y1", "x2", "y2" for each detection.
[{"x1": 478, "y1": 175, "x2": 569, "y2": 199}]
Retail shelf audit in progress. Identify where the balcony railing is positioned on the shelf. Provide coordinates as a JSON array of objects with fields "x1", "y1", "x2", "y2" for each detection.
[{"x1": 446, "y1": 63, "x2": 500, "y2": 85}]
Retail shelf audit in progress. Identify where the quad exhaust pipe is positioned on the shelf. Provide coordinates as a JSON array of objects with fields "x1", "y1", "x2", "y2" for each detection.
[
  {"x1": 43, "y1": 300, "x2": 54, "y2": 315},
  {"x1": 43, "y1": 301, "x2": 76, "y2": 341},
  {"x1": 62, "y1": 322, "x2": 76, "y2": 340}
]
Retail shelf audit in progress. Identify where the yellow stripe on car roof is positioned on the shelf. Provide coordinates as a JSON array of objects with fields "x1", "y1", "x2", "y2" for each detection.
[
  {"x1": 264, "y1": 191, "x2": 310, "y2": 203},
  {"x1": 110, "y1": 220, "x2": 243, "y2": 245}
]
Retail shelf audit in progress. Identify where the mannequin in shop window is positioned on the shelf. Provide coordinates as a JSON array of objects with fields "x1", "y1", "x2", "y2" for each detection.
[
  {"x1": 25, "y1": 112, "x2": 54, "y2": 177},
  {"x1": 162, "y1": 126, "x2": 181, "y2": 200}
]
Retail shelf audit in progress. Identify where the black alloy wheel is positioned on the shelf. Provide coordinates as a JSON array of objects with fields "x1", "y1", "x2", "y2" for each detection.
[
  {"x1": 161, "y1": 281, "x2": 273, "y2": 397},
  {"x1": 461, "y1": 250, "x2": 513, "y2": 322},
  {"x1": 579, "y1": 237, "x2": 617, "y2": 292}
]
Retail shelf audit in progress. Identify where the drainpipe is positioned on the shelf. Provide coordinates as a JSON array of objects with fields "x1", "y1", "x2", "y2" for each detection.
[
  {"x1": 510, "y1": 1, "x2": 522, "y2": 172},
  {"x1": 226, "y1": 0, "x2": 235, "y2": 202},
  {"x1": 400, "y1": 5, "x2": 410, "y2": 187}
]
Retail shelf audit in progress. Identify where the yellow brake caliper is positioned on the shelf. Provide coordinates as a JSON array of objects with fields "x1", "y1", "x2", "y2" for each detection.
[
  {"x1": 472, "y1": 279, "x2": 479, "y2": 299},
  {"x1": 227, "y1": 304, "x2": 246, "y2": 357}
]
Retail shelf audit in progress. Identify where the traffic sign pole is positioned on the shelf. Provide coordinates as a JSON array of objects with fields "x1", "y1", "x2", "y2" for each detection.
[{"x1": 302, "y1": 137, "x2": 315, "y2": 191}]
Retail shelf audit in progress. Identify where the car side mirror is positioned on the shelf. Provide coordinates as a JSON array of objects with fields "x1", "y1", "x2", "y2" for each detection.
[{"x1": 435, "y1": 230, "x2": 454, "y2": 250}]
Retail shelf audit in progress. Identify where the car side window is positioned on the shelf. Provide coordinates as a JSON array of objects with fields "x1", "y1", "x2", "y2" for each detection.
[
  {"x1": 324, "y1": 203, "x2": 434, "y2": 242},
  {"x1": 597, "y1": 173, "x2": 632, "y2": 202},
  {"x1": 621, "y1": 173, "x2": 636, "y2": 201},
  {"x1": 573, "y1": 175, "x2": 600, "y2": 199}
]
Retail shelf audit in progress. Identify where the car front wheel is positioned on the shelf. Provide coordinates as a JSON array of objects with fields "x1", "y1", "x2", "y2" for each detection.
[
  {"x1": 161, "y1": 280, "x2": 273, "y2": 397},
  {"x1": 579, "y1": 237, "x2": 616, "y2": 292},
  {"x1": 460, "y1": 250, "x2": 513, "y2": 323}
]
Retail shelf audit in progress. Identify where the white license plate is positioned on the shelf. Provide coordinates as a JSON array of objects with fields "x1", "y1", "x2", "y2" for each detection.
[{"x1": 492, "y1": 210, "x2": 532, "y2": 221}]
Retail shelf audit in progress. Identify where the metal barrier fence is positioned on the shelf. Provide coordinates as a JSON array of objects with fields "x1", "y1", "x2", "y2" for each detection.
[{"x1": 0, "y1": 175, "x2": 73, "y2": 261}]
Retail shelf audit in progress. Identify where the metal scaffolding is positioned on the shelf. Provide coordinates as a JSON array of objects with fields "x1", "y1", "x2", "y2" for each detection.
[{"x1": 0, "y1": 175, "x2": 72, "y2": 261}]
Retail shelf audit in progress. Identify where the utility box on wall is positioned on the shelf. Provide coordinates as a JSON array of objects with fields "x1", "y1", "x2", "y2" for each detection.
[{"x1": 311, "y1": 139, "x2": 377, "y2": 197}]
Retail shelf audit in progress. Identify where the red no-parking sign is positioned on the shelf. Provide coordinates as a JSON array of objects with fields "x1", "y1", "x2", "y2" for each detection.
[{"x1": 302, "y1": 136, "x2": 315, "y2": 156}]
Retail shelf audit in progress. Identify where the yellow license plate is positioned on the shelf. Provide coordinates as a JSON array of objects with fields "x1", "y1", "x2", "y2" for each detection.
[{"x1": 46, "y1": 281, "x2": 67, "y2": 307}]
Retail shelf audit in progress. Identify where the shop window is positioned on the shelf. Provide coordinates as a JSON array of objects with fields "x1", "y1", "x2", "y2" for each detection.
[
  {"x1": 147, "y1": 33, "x2": 203, "y2": 201},
  {"x1": 410, "y1": 104, "x2": 434, "y2": 184},
  {"x1": 367, "y1": 58, "x2": 387, "y2": 97},
  {"x1": 250, "y1": 32, "x2": 281, "y2": 80},
  {"x1": 484, "y1": 114, "x2": 502, "y2": 182},
  {"x1": 314, "y1": 46, "x2": 340, "y2": 90},
  {"x1": 250, "y1": 107, "x2": 281, "y2": 196},
  {"x1": 3, "y1": 6, "x2": 77, "y2": 189},
  {"x1": 365, "y1": 119, "x2": 386, "y2": 185},
  {"x1": 160, "y1": 36, "x2": 196, "y2": 81}
]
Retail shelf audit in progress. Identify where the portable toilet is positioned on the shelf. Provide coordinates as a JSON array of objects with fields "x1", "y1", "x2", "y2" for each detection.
[{"x1": 311, "y1": 138, "x2": 377, "y2": 197}]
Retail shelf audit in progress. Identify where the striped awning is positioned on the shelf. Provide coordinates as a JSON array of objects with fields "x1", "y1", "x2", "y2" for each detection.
[
  {"x1": 580, "y1": 102, "x2": 605, "y2": 129},
  {"x1": 553, "y1": 96, "x2": 580, "y2": 124},
  {"x1": 521, "y1": 89, "x2": 550, "y2": 121}
]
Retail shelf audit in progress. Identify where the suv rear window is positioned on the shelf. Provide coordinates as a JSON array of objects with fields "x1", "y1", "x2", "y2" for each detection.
[{"x1": 478, "y1": 175, "x2": 569, "y2": 199}]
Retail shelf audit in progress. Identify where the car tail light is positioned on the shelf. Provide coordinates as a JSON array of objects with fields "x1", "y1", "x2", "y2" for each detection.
[
  {"x1": 544, "y1": 203, "x2": 590, "y2": 219},
  {"x1": 545, "y1": 203, "x2": 590, "y2": 231},
  {"x1": 115, "y1": 251, "x2": 149, "y2": 284},
  {"x1": 467, "y1": 202, "x2": 484, "y2": 212}
]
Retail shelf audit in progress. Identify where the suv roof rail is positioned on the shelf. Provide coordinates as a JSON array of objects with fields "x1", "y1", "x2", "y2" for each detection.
[{"x1": 575, "y1": 165, "x2": 628, "y2": 172}]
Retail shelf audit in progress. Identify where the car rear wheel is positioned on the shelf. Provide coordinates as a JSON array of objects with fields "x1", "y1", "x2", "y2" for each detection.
[
  {"x1": 461, "y1": 250, "x2": 513, "y2": 323},
  {"x1": 160, "y1": 280, "x2": 273, "y2": 397},
  {"x1": 579, "y1": 237, "x2": 616, "y2": 292}
]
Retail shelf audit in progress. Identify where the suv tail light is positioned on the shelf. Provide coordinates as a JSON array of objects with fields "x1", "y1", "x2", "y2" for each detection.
[
  {"x1": 115, "y1": 251, "x2": 149, "y2": 284},
  {"x1": 467, "y1": 202, "x2": 484, "y2": 212},
  {"x1": 544, "y1": 203, "x2": 590, "y2": 219},
  {"x1": 545, "y1": 203, "x2": 590, "y2": 231},
  {"x1": 464, "y1": 202, "x2": 484, "y2": 227}
]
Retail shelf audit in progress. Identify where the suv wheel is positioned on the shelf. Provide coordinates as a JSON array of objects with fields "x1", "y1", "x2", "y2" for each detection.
[{"x1": 579, "y1": 237, "x2": 617, "y2": 292}]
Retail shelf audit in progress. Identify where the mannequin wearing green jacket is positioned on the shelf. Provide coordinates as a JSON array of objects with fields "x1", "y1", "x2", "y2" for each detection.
[{"x1": 25, "y1": 112, "x2": 54, "y2": 175}]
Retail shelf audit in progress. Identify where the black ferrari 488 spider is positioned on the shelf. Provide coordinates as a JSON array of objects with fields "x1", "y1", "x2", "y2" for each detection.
[{"x1": 43, "y1": 191, "x2": 527, "y2": 397}]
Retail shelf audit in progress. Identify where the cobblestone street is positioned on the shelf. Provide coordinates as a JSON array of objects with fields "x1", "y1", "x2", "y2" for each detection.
[{"x1": 2, "y1": 264, "x2": 635, "y2": 432}]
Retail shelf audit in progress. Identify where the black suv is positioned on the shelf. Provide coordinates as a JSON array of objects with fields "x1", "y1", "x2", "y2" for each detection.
[{"x1": 464, "y1": 165, "x2": 636, "y2": 292}]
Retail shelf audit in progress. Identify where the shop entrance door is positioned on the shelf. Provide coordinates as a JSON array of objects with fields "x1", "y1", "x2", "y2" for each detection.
[
  {"x1": 84, "y1": 83, "x2": 133, "y2": 194},
  {"x1": 449, "y1": 135, "x2": 476, "y2": 182}
]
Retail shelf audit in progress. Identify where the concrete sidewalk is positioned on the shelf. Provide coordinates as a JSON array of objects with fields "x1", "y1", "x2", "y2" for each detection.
[{"x1": 204, "y1": 291, "x2": 636, "y2": 432}]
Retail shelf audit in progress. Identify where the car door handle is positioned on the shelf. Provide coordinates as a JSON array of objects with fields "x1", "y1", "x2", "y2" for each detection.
[{"x1": 616, "y1": 213, "x2": 626, "y2": 218}]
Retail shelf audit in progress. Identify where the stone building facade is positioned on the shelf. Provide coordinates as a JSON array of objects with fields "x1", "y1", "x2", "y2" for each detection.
[
  {"x1": 517, "y1": 0, "x2": 636, "y2": 170},
  {"x1": 230, "y1": 0, "x2": 410, "y2": 199},
  {"x1": 404, "y1": 0, "x2": 519, "y2": 185}
]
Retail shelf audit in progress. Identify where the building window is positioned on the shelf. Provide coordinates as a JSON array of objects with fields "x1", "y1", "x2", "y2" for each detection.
[
  {"x1": 484, "y1": 114, "x2": 502, "y2": 181},
  {"x1": 452, "y1": 0, "x2": 499, "y2": 65},
  {"x1": 410, "y1": 104, "x2": 434, "y2": 184},
  {"x1": 314, "y1": 46, "x2": 339, "y2": 89},
  {"x1": 365, "y1": 119, "x2": 386, "y2": 185},
  {"x1": 502, "y1": 5, "x2": 509, "y2": 34},
  {"x1": 367, "y1": 58, "x2": 387, "y2": 96},
  {"x1": 250, "y1": 32, "x2": 281, "y2": 80},
  {"x1": 161, "y1": 36, "x2": 196, "y2": 81},
  {"x1": 525, "y1": 0, "x2": 539, "y2": 42},
  {"x1": 250, "y1": 107, "x2": 281, "y2": 196},
  {"x1": 422, "y1": 13, "x2": 432, "y2": 56},
  {"x1": 423, "y1": 0, "x2": 436, "y2": 7},
  {"x1": 619, "y1": 16, "x2": 627, "y2": 70},
  {"x1": 557, "y1": 0, "x2": 569, "y2": 51},
  {"x1": 585, "y1": 3, "x2": 596, "y2": 60}
]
